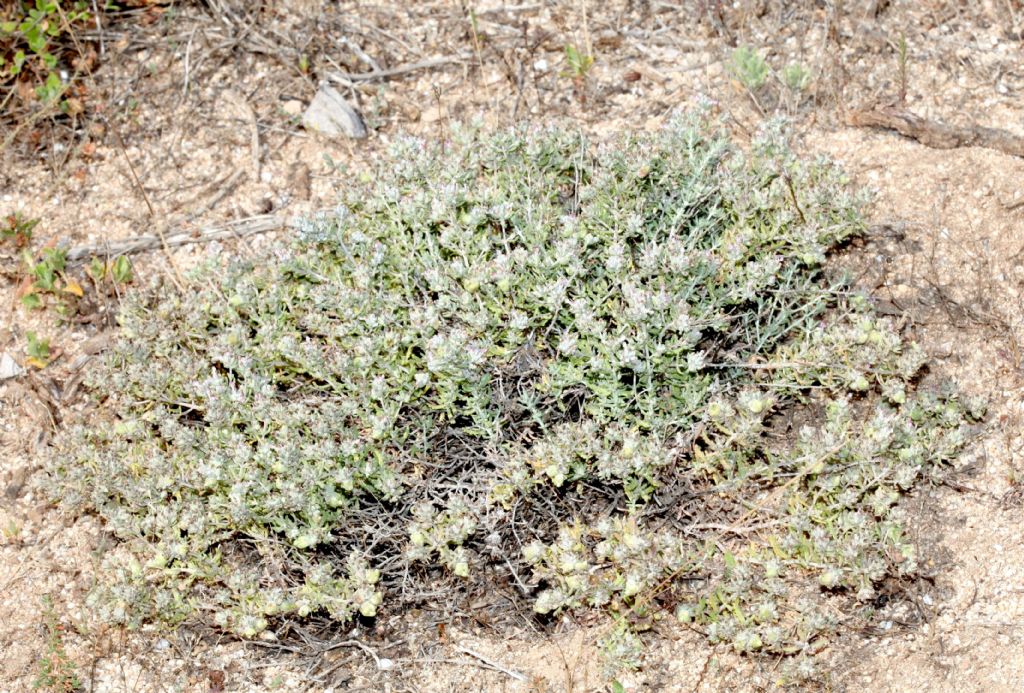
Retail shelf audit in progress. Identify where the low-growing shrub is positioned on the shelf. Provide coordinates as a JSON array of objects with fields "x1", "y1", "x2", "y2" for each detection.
[{"x1": 49, "y1": 112, "x2": 980, "y2": 667}]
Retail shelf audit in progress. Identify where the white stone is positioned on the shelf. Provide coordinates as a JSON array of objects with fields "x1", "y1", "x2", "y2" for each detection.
[
  {"x1": 302, "y1": 84, "x2": 367, "y2": 139},
  {"x1": 0, "y1": 352, "x2": 23, "y2": 381}
]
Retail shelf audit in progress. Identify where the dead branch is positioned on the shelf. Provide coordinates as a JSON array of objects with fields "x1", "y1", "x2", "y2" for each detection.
[
  {"x1": 451, "y1": 647, "x2": 528, "y2": 682},
  {"x1": 848, "y1": 105, "x2": 1024, "y2": 158},
  {"x1": 65, "y1": 214, "x2": 302, "y2": 263},
  {"x1": 328, "y1": 55, "x2": 468, "y2": 83}
]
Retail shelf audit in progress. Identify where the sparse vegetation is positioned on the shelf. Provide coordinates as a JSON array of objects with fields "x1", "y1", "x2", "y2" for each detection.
[
  {"x1": 20, "y1": 245, "x2": 72, "y2": 310},
  {"x1": 730, "y1": 47, "x2": 815, "y2": 115},
  {"x1": 48, "y1": 112, "x2": 980, "y2": 676},
  {"x1": 34, "y1": 596, "x2": 80, "y2": 693},
  {"x1": 15, "y1": 231, "x2": 131, "y2": 319}
]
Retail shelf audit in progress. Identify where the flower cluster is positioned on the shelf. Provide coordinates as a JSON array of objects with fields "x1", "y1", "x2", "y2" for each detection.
[
  {"x1": 406, "y1": 500, "x2": 478, "y2": 577},
  {"x1": 525, "y1": 517, "x2": 690, "y2": 614}
]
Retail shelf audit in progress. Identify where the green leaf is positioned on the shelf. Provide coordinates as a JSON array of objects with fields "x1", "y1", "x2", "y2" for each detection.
[
  {"x1": 27, "y1": 29, "x2": 46, "y2": 54},
  {"x1": 33, "y1": 265, "x2": 56, "y2": 291},
  {"x1": 111, "y1": 255, "x2": 133, "y2": 284},
  {"x1": 42, "y1": 247, "x2": 66, "y2": 272},
  {"x1": 26, "y1": 330, "x2": 50, "y2": 363},
  {"x1": 36, "y1": 72, "x2": 63, "y2": 102},
  {"x1": 21, "y1": 292, "x2": 43, "y2": 310},
  {"x1": 563, "y1": 43, "x2": 594, "y2": 78},
  {"x1": 87, "y1": 257, "x2": 106, "y2": 281},
  {"x1": 612, "y1": 681, "x2": 626, "y2": 693}
]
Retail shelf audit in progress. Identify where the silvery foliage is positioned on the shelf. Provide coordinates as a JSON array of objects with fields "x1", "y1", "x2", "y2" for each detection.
[{"x1": 51, "y1": 112, "x2": 980, "y2": 660}]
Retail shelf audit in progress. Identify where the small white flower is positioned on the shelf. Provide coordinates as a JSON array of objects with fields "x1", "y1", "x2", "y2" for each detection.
[
  {"x1": 606, "y1": 242, "x2": 625, "y2": 273},
  {"x1": 557, "y1": 332, "x2": 579, "y2": 355}
]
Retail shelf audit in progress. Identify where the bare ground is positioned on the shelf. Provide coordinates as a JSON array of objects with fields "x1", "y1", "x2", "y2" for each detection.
[{"x1": 2, "y1": 1, "x2": 1024, "y2": 690}]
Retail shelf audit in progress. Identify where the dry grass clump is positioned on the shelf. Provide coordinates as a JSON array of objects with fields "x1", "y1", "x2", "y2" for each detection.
[{"x1": 48, "y1": 111, "x2": 980, "y2": 670}]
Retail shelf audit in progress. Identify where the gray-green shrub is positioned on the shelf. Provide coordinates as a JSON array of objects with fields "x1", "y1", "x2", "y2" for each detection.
[{"x1": 49, "y1": 112, "x2": 979, "y2": 662}]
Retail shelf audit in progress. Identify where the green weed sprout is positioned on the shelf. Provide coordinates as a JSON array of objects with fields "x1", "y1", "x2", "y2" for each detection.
[
  {"x1": 563, "y1": 43, "x2": 594, "y2": 80},
  {"x1": 731, "y1": 45, "x2": 769, "y2": 90},
  {"x1": 782, "y1": 63, "x2": 811, "y2": 92},
  {"x1": 34, "y1": 596, "x2": 80, "y2": 693}
]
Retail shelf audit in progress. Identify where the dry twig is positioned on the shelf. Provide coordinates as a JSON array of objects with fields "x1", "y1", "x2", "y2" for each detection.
[
  {"x1": 190, "y1": 168, "x2": 245, "y2": 217},
  {"x1": 407, "y1": 647, "x2": 529, "y2": 682},
  {"x1": 453, "y1": 646, "x2": 527, "y2": 681},
  {"x1": 848, "y1": 105, "x2": 1024, "y2": 158},
  {"x1": 112, "y1": 128, "x2": 187, "y2": 291},
  {"x1": 66, "y1": 214, "x2": 301, "y2": 263},
  {"x1": 328, "y1": 55, "x2": 469, "y2": 83}
]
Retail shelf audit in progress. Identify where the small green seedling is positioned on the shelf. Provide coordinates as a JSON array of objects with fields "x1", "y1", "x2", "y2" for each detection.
[
  {"x1": 29, "y1": 247, "x2": 66, "y2": 292},
  {"x1": 87, "y1": 255, "x2": 132, "y2": 285},
  {"x1": 2, "y1": 213, "x2": 38, "y2": 248},
  {"x1": 34, "y1": 596, "x2": 81, "y2": 693},
  {"x1": 25, "y1": 331, "x2": 51, "y2": 369},
  {"x1": 730, "y1": 45, "x2": 769, "y2": 90},
  {"x1": 36, "y1": 70, "x2": 63, "y2": 102},
  {"x1": 897, "y1": 31, "x2": 908, "y2": 103},
  {"x1": 563, "y1": 43, "x2": 595, "y2": 80},
  {"x1": 86, "y1": 257, "x2": 105, "y2": 283},
  {"x1": 110, "y1": 255, "x2": 132, "y2": 284},
  {"x1": 2, "y1": 519, "x2": 21, "y2": 542},
  {"x1": 20, "y1": 246, "x2": 81, "y2": 311},
  {"x1": 782, "y1": 63, "x2": 811, "y2": 92},
  {"x1": 562, "y1": 43, "x2": 595, "y2": 103}
]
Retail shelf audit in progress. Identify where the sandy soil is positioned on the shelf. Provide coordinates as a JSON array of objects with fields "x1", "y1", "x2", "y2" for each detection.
[{"x1": 2, "y1": 1, "x2": 1023, "y2": 691}]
